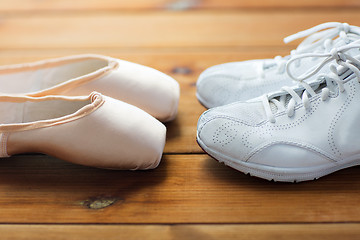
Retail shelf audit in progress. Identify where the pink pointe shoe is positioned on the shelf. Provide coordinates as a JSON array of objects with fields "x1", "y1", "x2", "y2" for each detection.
[
  {"x1": 0, "y1": 54, "x2": 180, "y2": 122},
  {"x1": 0, "y1": 92, "x2": 166, "y2": 170}
]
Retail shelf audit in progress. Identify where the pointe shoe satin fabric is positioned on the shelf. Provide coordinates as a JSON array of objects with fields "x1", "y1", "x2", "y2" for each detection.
[
  {"x1": 0, "y1": 92, "x2": 166, "y2": 170},
  {"x1": 0, "y1": 54, "x2": 180, "y2": 122}
]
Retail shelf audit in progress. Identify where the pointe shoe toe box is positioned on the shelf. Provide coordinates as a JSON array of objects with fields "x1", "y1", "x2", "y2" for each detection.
[{"x1": 8, "y1": 95, "x2": 166, "y2": 170}]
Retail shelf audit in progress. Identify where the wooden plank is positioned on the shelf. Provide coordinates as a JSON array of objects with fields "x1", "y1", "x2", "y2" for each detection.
[
  {"x1": 0, "y1": 11, "x2": 360, "y2": 49},
  {"x1": 0, "y1": 224, "x2": 360, "y2": 240},
  {"x1": 0, "y1": 48, "x2": 292, "y2": 74},
  {"x1": 0, "y1": 48, "x2": 291, "y2": 153},
  {"x1": 0, "y1": 0, "x2": 359, "y2": 12},
  {"x1": 0, "y1": 154, "x2": 359, "y2": 223}
]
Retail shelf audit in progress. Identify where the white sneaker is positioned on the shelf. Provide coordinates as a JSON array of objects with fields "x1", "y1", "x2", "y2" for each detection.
[
  {"x1": 196, "y1": 22, "x2": 360, "y2": 108},
  {"x1": 197, "y1": 41, "x2": 360, "y2": 182}
]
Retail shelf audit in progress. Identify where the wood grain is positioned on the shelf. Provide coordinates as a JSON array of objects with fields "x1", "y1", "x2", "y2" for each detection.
[
  {"x1": 0, "y1": 154, "x2": 359, "y2": 223},
  {"x1": 0, "y1": 224, "x2": 359, "y2": 240},
  {"x1": 0, "y1": 11, "x2": 360, "y2": 49},
  {"x1": 0, "y1": 48, "x2": 292, "y2": 74},
  {"x1": 0, "y1": 0, "x2": 359, "y2": 237},
  {"x1": 0, "y1": 0, "x2": 359, "y2": 11}
]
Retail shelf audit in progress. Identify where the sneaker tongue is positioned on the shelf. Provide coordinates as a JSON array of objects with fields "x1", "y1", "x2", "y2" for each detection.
[
  {"x1": 268, "y1": 82, "x2": 323, "y2": 114},
  {"x1": 268, "y1": 39, "x2": 360, "y2": 114},
  {"x1": 263, "y1": 62, "x2": 277, "y2": 70},
  {"x1": 331, "y1": 32, "x2": 360, "y2": 48},
  {"x1": 347, "y1": 32, "x2": 360, "y2": 41},
  {"x1": 263, "y1": 56, "x2": 290, "y2": 70},
  {"x1": 264, "y1": 33, "x2": 360, "y2": 72},
  {"x1": 268, "y1": 64, "x2": 356, "y2": 114}
]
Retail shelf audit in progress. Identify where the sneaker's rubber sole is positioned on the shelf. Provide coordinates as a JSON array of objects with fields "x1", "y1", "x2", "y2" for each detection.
[{"x1": 197, "y1": 135, "x2": 360, "y2": 182}]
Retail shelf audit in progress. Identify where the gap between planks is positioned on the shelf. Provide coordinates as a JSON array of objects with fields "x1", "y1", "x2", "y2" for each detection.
[
  {"x1": 0, "y1": 154, "x2": 359, "y2": 223},
  {"x1": 0, "y1": 223, "x2": 359, "y2": 240}
]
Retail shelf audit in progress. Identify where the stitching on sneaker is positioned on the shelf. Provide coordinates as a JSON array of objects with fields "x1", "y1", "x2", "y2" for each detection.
[{"x1": 328, "y1": 81, "x2": 356, "y2": 157}]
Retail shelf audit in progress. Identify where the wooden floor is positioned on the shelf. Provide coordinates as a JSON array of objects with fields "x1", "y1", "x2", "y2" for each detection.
[{"x1": 1, "y1": 1, "x2": 360, "y2": 239}]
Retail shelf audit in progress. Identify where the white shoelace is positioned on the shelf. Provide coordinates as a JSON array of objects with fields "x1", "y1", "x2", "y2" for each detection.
[
  {"x1": 260, "y1": 22, "x2": 353, "y2": 78},
  {"x1": 262, "y1": 41, "x2": 360, "y2": 123}
]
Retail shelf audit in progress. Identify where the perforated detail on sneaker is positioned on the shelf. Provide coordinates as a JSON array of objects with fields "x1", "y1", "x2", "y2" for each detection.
[
  {"x1": 209, "y1": 95, "x2": 322, "y2": 151},
  {"x1": 212, "y1": 121, "x2": 239, "y2": 147},
  {"x1": 213, "y1": 101, "x2": 267, "y2": 126},
  {"x1": 236, "y1": 95, "x2": 322, "y2": 151},
  {"x1": 328, "y1": 81, "x2": 356, "y2": 157},
  {"x1": 241, "y1": 125, "x2": 274, "y2": 149},
  {"x1": 268, "y1": 97, "x2": 321, "y2": 130}
]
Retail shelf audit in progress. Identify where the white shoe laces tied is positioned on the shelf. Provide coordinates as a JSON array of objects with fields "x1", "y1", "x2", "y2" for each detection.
[
  {"x1": 260, "y1": 22, "x2": 352, "y2": 77},
  {"x1": 262, "y1": 41, "x2": 360, "y2": 123}
]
